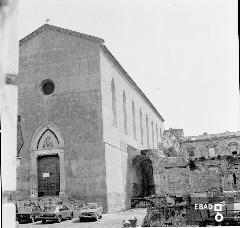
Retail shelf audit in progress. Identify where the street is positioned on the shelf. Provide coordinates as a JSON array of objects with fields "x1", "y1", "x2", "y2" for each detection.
[{"x1": 18, "y1": 208, "x2": 147, "y2": 228}]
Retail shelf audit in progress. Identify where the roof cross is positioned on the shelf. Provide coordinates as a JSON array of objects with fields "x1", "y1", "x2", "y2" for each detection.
[{"x1": 45, "y1": 18, "x2": 50, "y2": 24}]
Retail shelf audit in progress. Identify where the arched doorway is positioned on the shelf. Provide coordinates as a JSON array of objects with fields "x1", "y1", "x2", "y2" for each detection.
[
  {"x1": 131, "y1": 155, "x2": 155, "y2": 198},
  {"x1": 30, "y1": 123, "x2": 65, "y2": 198}
]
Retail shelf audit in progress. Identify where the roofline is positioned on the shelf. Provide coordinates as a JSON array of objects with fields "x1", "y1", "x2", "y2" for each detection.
[
  {"x1": 180, "y1": 133, "x2": 240, "y2": 143},
  {"x1": 100, "y1": 44, "x2": 164, "y2": 122},
  {"x1": 19, "y1": 24, "x2": 164, "y2": 122},
  {"x1": 19, "y1": 24, "x2": 104, "y2": 46}
]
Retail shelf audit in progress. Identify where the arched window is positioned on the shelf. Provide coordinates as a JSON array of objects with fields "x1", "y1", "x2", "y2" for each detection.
[
  {"x1": 123, "y1": 91, "x2": 128, "y2": 134},
  {"x1": 132, "y1": 101, "x2": 136, "y2": 139},
  {"x1": 159, "y1": 128, "x2": 162, "y2": 142},
  {"x1": 156, "y1": 124, "x2": 159, "y2": 148},
  {"x1": 187, "y1": 147, "x2": 195, "y2": 157},
  {"x1": 140, "y1": 109, "x2": 143, "y2": 144},
  {"x1": 111, "y1": 79, "x2": 117, "y2": 127},
  {"x1": 146, "y1": 115, "x2": 149, "y2": 146},
  {"x1": 207, "y1": 144, "x2": 216, "y2": 157},
  {"x1": 233, "y1": 173, "x2": 237, "y2": 185},
  {"x1": 228, "y1": 142, "x2": 238, "y2": 155},
  {"x1": 151, "y1": 121, "x2": 154, "y2": 148}
]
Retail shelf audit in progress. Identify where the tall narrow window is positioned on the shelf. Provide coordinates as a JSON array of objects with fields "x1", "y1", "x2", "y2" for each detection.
[
  {"x1": 140, "y1": 109, "x2": 143, "y2": 144},
  {"x1": 156, "y1": 124, "x2": 159, "y2": 148},
  {"x1": 111, "y1": 79, "x2": 117, "y2": 127},
  {"x1": 146, "y1": 115, "x2": 149, "y2": 146},
  {"x1": 151, "y1": 121, "x2": 154, "y2": 148},
  {"x1": 123, "y1": 91, "x2": 128, "y2": 134},
  {"x1": 159, "y1": 128, "x2": 162, "y2": 142},
  {"x1": 132, "y1": 101, "x2": 136, "y2": 139},
  {"x1": 228, "y1": 142, "x2": 238, "y2": 155},
  {"x1": 233, "y1": 173, "x2": 237, "y2": 185},
  {"x1": 208, "y1": 145, "x2": 216, "y2": 157}
]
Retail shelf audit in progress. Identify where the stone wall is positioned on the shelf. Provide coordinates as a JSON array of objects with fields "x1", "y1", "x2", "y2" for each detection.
[
  {"x1": 180, "y1": 133, "x2": 240, "y2": 193},
  {"x1": 142, "y1": 149, "x2": 240, "y2": 197},
  {"x1": 180, "y1": 133, "x2": 240, "y2": 159},
  {"x1": 17, "y1": 29, "x2": 107, "y2": 209}
]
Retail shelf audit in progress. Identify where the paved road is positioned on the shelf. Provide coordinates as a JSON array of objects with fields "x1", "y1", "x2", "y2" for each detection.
[
  {"x1": 19, "y1": 216, "x2": 110, "y2": 228},
  {"x1": 18, "y1": 209, "x2": 147, "y2": 228}
]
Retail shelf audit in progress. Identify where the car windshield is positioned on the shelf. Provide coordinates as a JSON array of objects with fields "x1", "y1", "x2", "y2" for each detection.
[
  {"x1": 18, "y1": 206, "x2": 32, "y2": 213},
  {"x1": 83, "y1": 204, "x2": 97, "y2": 209},
  {"x1": 43, "y1": 206, "x2": 57, "y2": 212}
]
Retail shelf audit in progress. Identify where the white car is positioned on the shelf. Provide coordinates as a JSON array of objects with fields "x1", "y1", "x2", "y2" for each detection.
[{"x1": 79, "y1": 203, "x2": 103, "y2": 221}]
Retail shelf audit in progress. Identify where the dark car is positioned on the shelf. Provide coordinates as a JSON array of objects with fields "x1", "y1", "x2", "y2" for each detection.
[
  {"x1": 16, "y1": 205, "x2": 42, "y2": 223},
  {"x1": 79, "y1": 203, "x2": 103, "y2": 221},
  {"x1": 40, "y1": 204, "x2": 73, "y2": 223}
]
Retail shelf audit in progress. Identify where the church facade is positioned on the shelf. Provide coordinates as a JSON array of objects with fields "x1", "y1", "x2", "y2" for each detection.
[{"x1": 16, "y1": 24, "x2": 164, "y2": 212}]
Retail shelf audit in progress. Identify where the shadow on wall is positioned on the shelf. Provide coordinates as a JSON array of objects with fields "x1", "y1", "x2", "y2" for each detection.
[
  {"x1": 131, "y1": 154, "x2": 155, "y2": 198},
  {"x1": 123, "y1": 147, "x2": 155, "y2": 210}
]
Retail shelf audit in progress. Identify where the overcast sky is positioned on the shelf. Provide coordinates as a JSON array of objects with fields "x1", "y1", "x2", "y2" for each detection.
[{"x1": 18, "y1": 0, "x2": 239, "y2": 136}]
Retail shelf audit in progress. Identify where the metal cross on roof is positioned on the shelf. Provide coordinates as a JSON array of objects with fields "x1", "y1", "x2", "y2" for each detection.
[{"x1": 45, "y1": 18, "x2": 50, "y2": 24}]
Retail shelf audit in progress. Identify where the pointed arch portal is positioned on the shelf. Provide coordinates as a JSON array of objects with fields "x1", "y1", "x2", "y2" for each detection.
[{"x1": 30, "y1": 122, "x2": 65, "y2": 198}]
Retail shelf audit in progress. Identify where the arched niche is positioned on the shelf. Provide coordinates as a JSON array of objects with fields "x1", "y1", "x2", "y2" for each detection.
[
  {"x1": 228, "y1": 142, "x2": 239, "y2": 155},
  {"x1": 30, "y1": 122, "x2": 64, "y2": 151},
  {"x1": 131, "y1": 155, "x2": 155, "y2": 197}
]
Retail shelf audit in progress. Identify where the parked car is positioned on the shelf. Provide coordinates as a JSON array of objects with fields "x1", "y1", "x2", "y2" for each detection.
[
  {"x1": 79, "y1": 203, "x2": 103, "y2": 221},
  {"x1": 16, "y1": 205, "x2": 42, "y2": 223},
  {"x1": 39, "y1": 204, "x2": 73, "y2": 223}
]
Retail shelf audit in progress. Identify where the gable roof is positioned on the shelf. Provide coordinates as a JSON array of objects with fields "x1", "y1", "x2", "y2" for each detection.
[
  {"x1": 19, "y1": 23, "x2": 104, "y2": 46},
  {"x1": 19, "y1": 24, "x2": 164, "y2": 122}
]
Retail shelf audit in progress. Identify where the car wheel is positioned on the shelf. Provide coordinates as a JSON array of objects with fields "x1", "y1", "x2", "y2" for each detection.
[
  {"x1": 57, "y1": 216, "x2": 62, "y2": 223},
  {"x1": 95, "y1": 215, "x2": 99, "y2": 221},
  {"x1": 31, "y1": 216, "x2": 35, "y2": 223},
  {"x1": 42, "y1": 220, "x2": 46, "y2": 223},
  {"x1": 79, "y1": 217, "x2": 82, "y2": 222}
]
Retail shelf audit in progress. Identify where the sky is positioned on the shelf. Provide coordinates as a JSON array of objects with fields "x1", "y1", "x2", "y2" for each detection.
[{"x1": 18, "y1": 0, "x2": 239, "y2": 136}]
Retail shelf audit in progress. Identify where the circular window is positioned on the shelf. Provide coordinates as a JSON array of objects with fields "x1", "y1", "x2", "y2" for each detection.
[{"x1": 41, "y1": 79, "x2": 55, "y2": 95}]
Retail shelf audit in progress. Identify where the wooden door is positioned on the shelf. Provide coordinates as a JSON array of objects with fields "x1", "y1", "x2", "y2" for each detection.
[{"x1": 37, "y1": 155, "x2": 60, "y2": 197}]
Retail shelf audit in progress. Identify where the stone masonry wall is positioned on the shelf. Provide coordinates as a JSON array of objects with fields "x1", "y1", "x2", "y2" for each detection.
[
  {"x1": 180, "y1": 134, "x2": 240, "y2": 193},
  {"x1": 180, "y1": 134, "x2": 240, "y2": 159},
  {"x1": 145, "y1": 149, "x2": 239, "y2": 197},
  {"x1": 17, "y1": 29, "x2": 107, "y2": 209}
]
